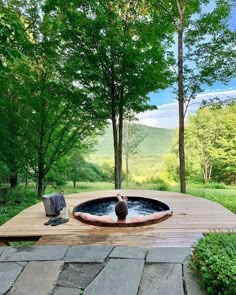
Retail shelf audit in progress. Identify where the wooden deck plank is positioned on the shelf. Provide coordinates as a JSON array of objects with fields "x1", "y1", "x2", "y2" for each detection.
[
  {"x1": 0, "y1": 190, "x2": 235, "y2": 247},
  {"x1": 35, "y1": 232, "x2": 204, "y2": 248}
]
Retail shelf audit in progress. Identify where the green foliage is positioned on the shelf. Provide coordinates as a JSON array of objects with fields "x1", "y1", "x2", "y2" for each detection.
[
  {"x1": 0, "y1": 1, "x2": 106, "y2": 194},
  {"x1": 67, "y1": 152, "x2": 109, "y2": 184},
  {"x1": 185, "y1": 104, "x2": 236, "y2": 184},
  {"x1": 46, "y1": 171, "x2": 67, "y2": 189},
  {"x1": 0, "y1": 188, "x2": 39, "y2": 225},
  {"x1": 145, "y1": 176, "x2": 170, "y2": 191},
  {"x1": 0, "y1": 2, "x2": 27, "y2": 66},
  {"x1": 44, "y1": 0, "x2": 175, "y2": 188},
  {"x1": 75, "y1": 162, "x2": 104, "y2": 183},
  {"x1": 100, "y1": 163, "x2": 114, "y2": 182},
  {"x1": 190, "y1": 233, "x2": 236, "y2": 295}
]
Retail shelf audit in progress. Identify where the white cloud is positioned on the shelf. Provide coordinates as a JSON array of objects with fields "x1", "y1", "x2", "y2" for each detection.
[{"x1": 137, "y1": 90, "x2": 236, "y2": 129}]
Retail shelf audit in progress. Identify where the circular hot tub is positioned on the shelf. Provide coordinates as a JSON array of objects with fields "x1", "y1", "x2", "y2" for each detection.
[{"x1": 73, "y1": 196, "x2": 171, "y2": 227}]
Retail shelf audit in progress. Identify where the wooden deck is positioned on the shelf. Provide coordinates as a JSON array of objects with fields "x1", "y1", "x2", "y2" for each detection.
[{"x1": 0, "y1": 190, "x2": 235, "y2": 248}]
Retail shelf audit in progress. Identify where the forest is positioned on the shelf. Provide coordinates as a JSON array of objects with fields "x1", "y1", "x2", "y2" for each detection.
[{"x1": 0, "y1": 0, "x2": 235, "y2": 197}]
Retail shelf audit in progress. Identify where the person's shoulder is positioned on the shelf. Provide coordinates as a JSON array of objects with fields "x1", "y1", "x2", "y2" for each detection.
[
  {"x1": 128, "y1": 216, "x2": 144, "y2": 223},
  {"x1": 95, "y1": 215, "x2": 115, "y2": 223}
]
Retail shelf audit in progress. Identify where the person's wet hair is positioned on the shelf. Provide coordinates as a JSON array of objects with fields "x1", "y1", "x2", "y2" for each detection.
[{"x1": 115, "y1": 201, "x2": 128, "y2": 220}]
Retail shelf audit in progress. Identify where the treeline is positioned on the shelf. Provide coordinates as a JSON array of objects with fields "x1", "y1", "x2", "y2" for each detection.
[
  {"x1": 162, "y1": 101, "x2": 236, "y2": 184},
  {"x1": 1, "y1": 1, "x2": 235, "y2": 195}
]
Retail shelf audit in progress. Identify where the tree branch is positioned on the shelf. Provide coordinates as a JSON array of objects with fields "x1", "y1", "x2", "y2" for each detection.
[{"x1": 157, "y1": 2, "x2": 178, "y2": 30}]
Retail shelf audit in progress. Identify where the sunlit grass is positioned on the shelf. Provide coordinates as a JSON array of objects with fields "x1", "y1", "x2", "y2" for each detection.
[{"x1": 88, "y1": 153, "x2": 164, "y2": 181}]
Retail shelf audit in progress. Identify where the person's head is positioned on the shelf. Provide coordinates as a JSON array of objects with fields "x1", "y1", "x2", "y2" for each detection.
[{"x1": 115, "y1": 201, "x2": 128, "y2": 220}]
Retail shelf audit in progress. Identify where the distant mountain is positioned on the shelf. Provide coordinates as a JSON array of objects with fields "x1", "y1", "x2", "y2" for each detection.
[
  {"x1": 93, "y1": 124, "x2": 175, "y2": 155},
  {"x1": 88, "y1": 124, "x2": 175, "y2": 180}
]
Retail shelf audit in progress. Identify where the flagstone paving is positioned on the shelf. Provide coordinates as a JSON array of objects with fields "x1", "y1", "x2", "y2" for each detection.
[{"x1": 0, "y1": 245, "x2": 205, "y2": 295}]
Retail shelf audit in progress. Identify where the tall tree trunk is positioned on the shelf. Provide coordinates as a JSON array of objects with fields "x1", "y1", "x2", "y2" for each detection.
[
  {"x1": 8, "y1": 101, "x2": 18, "y2": 188},
  {"x1": 37, "y1": 145, "x2": 45, "y2": 196},
  {"x1": 10, "y1": 174, "x2": 18, "y2": 188},
  {"x1": 112, "y1": 112, "x2": 123, "y2": 189},
  {"x1": 125, "y1": 156, "x2": 129, "y2": 187},
  {"x1": 112, "y1": 116, "x2": 120, "y2": 189},
  {"x1": 117, "y1": 115, "x2": 123, "y2": 189},
  {"x1": 123, "y1": 121, "x2": 129, "y2": 187},
  {"x1": 37, "y1": 98, "x2": 46, "y2": 197},
  {"x1": 177, "y1": 1, "x2": 186, "y2": 193}
]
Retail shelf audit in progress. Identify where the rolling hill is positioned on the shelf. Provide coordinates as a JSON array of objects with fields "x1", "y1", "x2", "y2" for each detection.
[{"x1": 87, "y1": 124, "x2": 175, "y2": 181}]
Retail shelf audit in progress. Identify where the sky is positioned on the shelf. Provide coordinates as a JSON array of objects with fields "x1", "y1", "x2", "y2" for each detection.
[
  {"x1": 137, "y1": 3, "x2": 236, "y2": 129},
  {"x1": 138, "y1": 87, "x2": 236, "y2": 129}
]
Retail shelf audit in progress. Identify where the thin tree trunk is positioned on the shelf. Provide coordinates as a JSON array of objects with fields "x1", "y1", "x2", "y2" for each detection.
[
  {"x1": 125, "y1": 156, "x2": 129, "y2": 187},
  {"x1": 112, "y1": 116, "x2": 119, "y2": 189},
  {"x1": 177, "y1": 2, "x2": 186, "y2": 194},
  {"x1": 37, "y1": 98, "x2": 46, "y2": 197},
  {"x1": 117, "y1": 107, "x2": 124, "y2": 189},
  {"x1": 123, "y1": 121, "x2": 129, "y2": 187},
  {"x1": 37, "y1": 153, "x2": 45, "y2": 196},
  {"x1": 10, "y1": 174, "x2": 18, "y2": 188},
  {"x1": 24, "y1": 174, "x2": 28, "y2": 190}
]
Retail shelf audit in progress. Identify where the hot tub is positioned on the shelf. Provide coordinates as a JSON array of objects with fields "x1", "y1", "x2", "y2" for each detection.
[{"x1": 73, "y1": 196, "x2": 171, "y2": 227}]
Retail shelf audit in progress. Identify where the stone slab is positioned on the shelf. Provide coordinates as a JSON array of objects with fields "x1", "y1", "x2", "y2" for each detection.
[
  {"x1": 65, "y1": 245, "x2": 113, "y2": 263},
  {"x1": 0, "y1": 262, "x2": 23, "y2": 294},
  {"x1": 0, "y1": 246, "x2": 68, "y2": 261},
  {"x1": 9, "y1": 261, "x2": 64, "y2": 295},
  {"x1": 53, "y1": 286, "x2": 81, "y2": 295},
  {"x1": 16, "y1": 262, "x2": 28, "y2": 267},
  {"x1": 0, "y1": 247, "x2": 4, "y2": 256},
  {"x1": 138, "y1": 263, "x2": 184, "y2": 295},
  {"x1": 109, "y1": 246, "x2": 147, "y2": 260},
  {"x1": 183, "y1": 262, "x2": 206, "y2": 294},
  {"x1": 146, "y1": 247, "x2": 192, "y2": 263},
  {"x1": 58, "y1": 263, "x2": 105, "y2": 289},
  {"x1": 84, "y1": 258, "x2": 144, "y2": 295}
]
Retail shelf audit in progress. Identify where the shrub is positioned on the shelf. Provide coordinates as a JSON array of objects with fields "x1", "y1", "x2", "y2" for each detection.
[
  {"x1": 145, "y1": 177, "x2": 170, "y2": 191},
  {"x1": 203, "y1": 182, "x2": 226, "y2": 189},
  {"x1": 190, "y1": 233, "x2": 236, "y2": 295}
]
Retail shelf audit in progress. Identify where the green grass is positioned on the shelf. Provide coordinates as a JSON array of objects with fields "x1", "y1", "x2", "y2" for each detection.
[
  {"x1": 88, "y1": 154, "x2": 164, "y2": 182},
  {"x1": 186, "y1": 187, "x2": 236, "y2": 214}
]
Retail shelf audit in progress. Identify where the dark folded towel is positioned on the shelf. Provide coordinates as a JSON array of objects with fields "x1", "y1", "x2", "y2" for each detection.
[{"x1": 50, "y1": 194, "x2": 66, "y2": 215}]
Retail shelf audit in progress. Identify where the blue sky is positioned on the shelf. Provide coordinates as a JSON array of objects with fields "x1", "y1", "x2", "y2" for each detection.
[
  {"x1": 137, "y1": 4, "x2": 236, "y2": 129},
  {"x1": 148, "y1": 78, "x2": 236, "y2": 106}
]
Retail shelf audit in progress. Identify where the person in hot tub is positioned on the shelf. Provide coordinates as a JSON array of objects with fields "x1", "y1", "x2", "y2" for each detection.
[{"x1": 73, "y1": 194, "x2": 173, "y2": 224}]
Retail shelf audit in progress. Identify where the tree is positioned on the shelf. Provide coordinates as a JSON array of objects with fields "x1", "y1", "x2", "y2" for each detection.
[
  {"x1": 44, "y1": 0, "x2": 174, "y2": 189},
  {"x1": 0, "y1": 1, "x2": 105, "y2": 195},
  {"x1": 155, "y1": 0, "x2": 236, "y2": 192},
  {"x1": 202, "y1": 99, "x2": 236, "y2": 183},
  {"x1": 185, "y1": 109, "x2": 220, "y2": 182},
  {"x1": 0, "y1": 1, "x2": 27, "y2": 67},
  {"x1": 0, "y1": 1, "x2": 30, "y2": 187},
  {"x1": 123, "y1": 121, "x2": 145, "y2": 186},
  {"x1": 185, "y1": 102, "x2": 236, "y2": 183}
]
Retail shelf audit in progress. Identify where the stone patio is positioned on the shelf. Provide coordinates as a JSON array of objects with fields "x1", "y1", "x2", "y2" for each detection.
[{"x1": 0, "y1": 245, "x2": 205, "y2": 295}]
